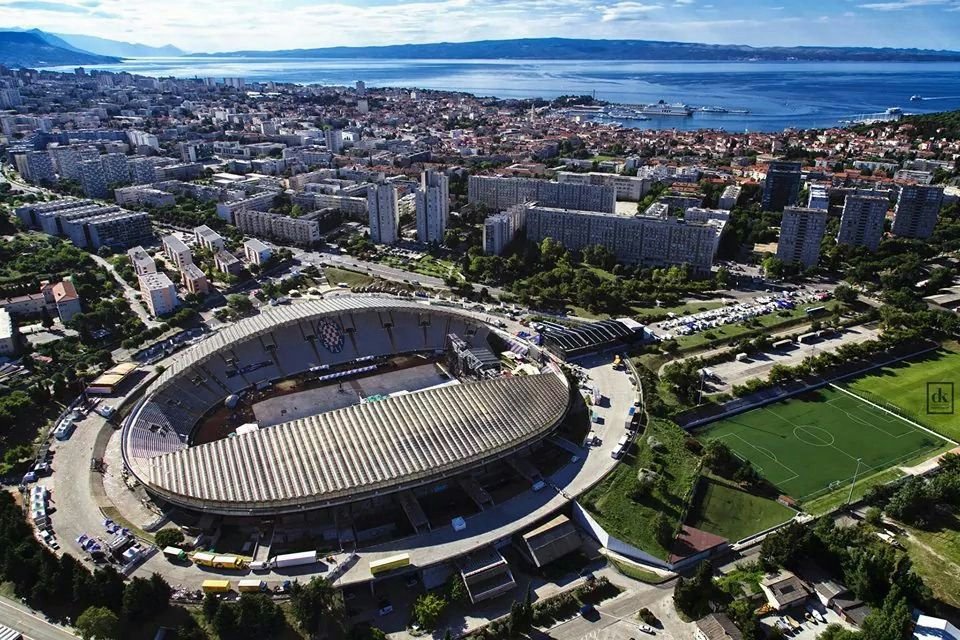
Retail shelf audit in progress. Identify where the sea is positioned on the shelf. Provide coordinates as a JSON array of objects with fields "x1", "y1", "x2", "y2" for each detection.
[{"x1": 45, "y1": 57, "x2": 960, "y2": 133}]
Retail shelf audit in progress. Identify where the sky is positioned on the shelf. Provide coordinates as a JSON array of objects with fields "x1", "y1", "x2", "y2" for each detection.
[{"x1": 1, "y1": 0, "x2": 960, "y2": 53}]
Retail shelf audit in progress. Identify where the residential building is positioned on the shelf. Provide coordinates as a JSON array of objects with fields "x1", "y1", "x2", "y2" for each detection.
[
  {"x1": 762, "y1": 160, "x2": 802, "y2": 212},
  {"x1": 0, "y1": 87, "x2": 22, "y2": 108},
  {"x1": 128, "y1": 157, "x2": 157, "y2": 184},
  {"x1": 127, "y1": 246, "x2": 157, "y2": 276},
  {"x1": 114, "y1": 185, "x2": 175, "y2": 208},
  {"x1": 718, "y1": 185, "x2": 741, "y2": 210},
  {"x1": 60, "y1": 209, "x2": 151, "y2": 250},
  {"x1": 556, "y1": 171, "x2": 652, "y2": 201},
  {"x1": 483, "y1": 204, "x2": 527, "y2": 256},
  {"x1": 892, "y1": 184, "x2": 944, "y2": 240},
  {"x1": 695, "y1": 613, "x2": 743, "y2": 640},
  {"x1": 415, "y1": 170, "x2": 450, "y2": 244},
  {"x1": 243, "y1": 238, "x2": 272, "y2": 265},
  {"x1": 50, "y1": 280, "x2": 82, "y2": 323},
  {"x1": 837, "y1": 194, "x2": 888, "y2": 252},
  {"x1": 525, "y1": 204, "x2": 725, "y2": 273},
  {"x1": 468, "y1": 176, "x2": 616, "y2": 213},
  {"x1": 0, "y1": 309, "x2": 19, "y2": 357},
  {"x1": 15, "y1": 151, "x2": 56, "y2": 185},
  {"x1": 79, "y1": 158, "x2": 109, "y2": 198},
  {"x1": 234, "y1": 209, "x2": 321, "y2": 247},
  {"x1": 325, "y1": 128, "x2": 344, "y2": 154},
  {"x1": 139, "y1": 272, "x2": 178, "y2": 317},
  {"x1": 914, "y1": 615, "x2": 960, "y2": 640},
  {"x1": 807, "y1": 184, "x2": 830, "y2": 211},
  {"x1": 14, "y1": 199, "x2": 94, "y2": 228},
  {"x1": 776, "y1": 207, "x2": 828, "y2": 269},
  {"x1": 181, "y1": 263, "x2": 210, "y2": 295},
  {"x1": 162, "y1": 235, "x2": 193, "y2": 270},
  {"x1": 101, "y1": 153, "x2": 130, "y2": 187},
  {"x1": 368, "y1": 183, "x2": 400, "y2": 244},
  {"x1": 215, "y1": 191, "x2": 276, "y2": 223},
  {"x1": 215, "y1": 250, "x2": 243, "y2": 275},
  {"x1": 194, "y1": 225, "x2": 225, "y2": 252}
]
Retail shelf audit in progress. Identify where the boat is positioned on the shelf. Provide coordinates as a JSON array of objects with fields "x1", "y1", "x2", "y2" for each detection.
[
  {"x1": 698, "y1": 106, "x2": 728, "y2": 113},
  {"x1": 910, "y1": 95, "x2": 923, "y2": 101},
  {"x1": 639, "y1": 100, "x2": 693, "y2": 116}
]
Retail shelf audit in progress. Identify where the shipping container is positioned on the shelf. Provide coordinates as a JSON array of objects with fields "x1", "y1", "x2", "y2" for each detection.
[{"x1": 369, "y1": 553, "x2": 411, "y2": 576}]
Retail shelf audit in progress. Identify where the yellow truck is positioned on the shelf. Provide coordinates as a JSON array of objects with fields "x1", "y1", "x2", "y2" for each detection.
[
  {"x1": 369, "y1": 553, "x2": 411, "y2": 576},
  {"x1": 212, "y1": 555, "x2": 245, "y2": 570},
  {"x1": 201, "y1": 579, "x2": 231, "y2": 594},
  {"x1": 192, "y1": 552, "x2": 217, "y2": 567}
]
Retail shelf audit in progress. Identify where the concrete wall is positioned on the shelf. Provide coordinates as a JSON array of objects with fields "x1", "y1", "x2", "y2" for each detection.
[{"x1": 571, "y1": 501, "x2": 673, "y2": 570}]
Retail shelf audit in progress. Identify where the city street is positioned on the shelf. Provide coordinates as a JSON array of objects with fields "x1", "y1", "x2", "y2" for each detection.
[
  {"x1": 0, "y1": 597, "x2": 77, "y2": 640},
  {"x1": 89, "y1": 253, "x2": 158, "y2": 327}
]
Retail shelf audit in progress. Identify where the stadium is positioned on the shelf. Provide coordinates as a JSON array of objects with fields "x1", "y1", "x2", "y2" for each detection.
[{"x1": 120, "y1": 297, "x2": 572, "y2": 518}]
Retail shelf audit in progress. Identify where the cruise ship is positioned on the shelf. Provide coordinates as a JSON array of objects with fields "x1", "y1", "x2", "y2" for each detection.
[{"x1": 639, "y1": 100, "x2": 693, "y2": 116}]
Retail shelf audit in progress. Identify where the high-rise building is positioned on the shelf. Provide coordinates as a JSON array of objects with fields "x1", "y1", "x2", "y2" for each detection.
[
  {"x1": 233, "y1": 209, "x2": 322, "y2": 247},
  {"x1": 776, "y1": 207, "x2": 828, "y2": 268},
  {"x1": 892, "y1": 184, "x2": 944, "y2": 240},
  {"x1": 79, "y1": 159, "x2": 109, "y2": 198},
  {"x1": 139, "y1": 272, "x2": 178, "y2": 317},
  {"x1": 15, "y1": 151, "x2": 56, "y2": 185},
  {"x1": 0, "y1": 88, "x2": 22, "y2": 108},
  {"x1": 415, "y1": 170, "x2": 450, "y2": 244},
  {"x1": 718, "y1": 185, "x2": 741, "y2": 210},
  {"x1": 837, "y1": 194, "x2": 888, "y2": 252},
  {"x1": 807, "y1": 184, "x2": 830, "y2": 211},
  {"x1": 127, "y1": 246, "x2": 157, "y2": 276},
  {"x1": 483, "y1": 204, "x2": 527, "y2": 255},
  {"x1": 468, "y1": 176, "x2": 616, "y2": 213},
  {"x1": 355, "y1": 80, "x2": 366, "y2": 96},
  {"x1": 162, "y1": 235, "x2": 193, "y2": 270},
  {"x1": 128, "y1": 157, "x2": 156, "y2": 185},
  {"x1": 325, "y1": 129, "x2": 344, "y2": 154},
  {"x1": 556, "y1": 171, "x2": 652, "y2": 202},
  {"x1": 101, "y1": 153, "x2": 130, "y2": 187},
  {"x1": 368, "y1": 183, "x2": 399, "y2": 244},
  {"x1": 762, "y1": 161, "x2": 802, "y2": 212}
]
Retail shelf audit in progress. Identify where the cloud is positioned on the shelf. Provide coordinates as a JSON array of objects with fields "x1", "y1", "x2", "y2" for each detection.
[
  {"x1": 857, "y1": 0, "x2": 948, "y2": 10},
  {"x1": 2, "y1": 0, "x2": 88, "y2": 12},
  {"x1": 599, "y1": 2, "x2": 663, "y2": 21}
]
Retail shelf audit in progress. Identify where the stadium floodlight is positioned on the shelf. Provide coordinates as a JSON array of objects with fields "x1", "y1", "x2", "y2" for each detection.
[{"x1": 845, "y1": 457, "x2": 863, "y2": 506}]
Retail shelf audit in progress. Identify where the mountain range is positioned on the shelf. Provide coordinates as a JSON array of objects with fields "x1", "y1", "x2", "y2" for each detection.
[
  {"x1": 194, "y1": 37, "x2": 960, "y2": 62},
  {"x1": 3, "y1": 30, "x2": 960, "y2": 69}
]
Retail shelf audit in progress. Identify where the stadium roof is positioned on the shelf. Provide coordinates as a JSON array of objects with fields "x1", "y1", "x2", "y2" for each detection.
[
  {"x1": 143, "y1": 370, "x2": 569, "y2": 514},
  {"x1": 539, "y1": 319, "x2": 642, "y2": 358}
]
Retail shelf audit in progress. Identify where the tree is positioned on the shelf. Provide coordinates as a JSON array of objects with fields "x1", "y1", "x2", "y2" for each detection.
[
  {"x1": 202, "y1": 593, "x2": 220, "y2": 621},
  {"x1": 289, "y1": 576, "x2": 344, "y2": 634},
  {"x1": 759, "y1": 521, "x2": 809, "y2": 571},
  {"x1": 154, "y1": 529, "x2": 185, "y2": 550},
  {"x1": 76, "y1": 606, "x2": 120, "y2": 640},
  {"x1": 834, "y1": 284, "x2": 858, "y2": 304},
  {"x1": 40, "y1": 306, "x2": 54, "y2": 329},
  {"x1": 447, "y1": 574, "x2": 469, "y2": 604},
  {"x1": 412, "y1": 592, "x2": 447, "y2": 631}
]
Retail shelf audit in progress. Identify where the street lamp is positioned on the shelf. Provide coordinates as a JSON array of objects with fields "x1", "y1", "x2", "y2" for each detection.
[{"x1": 846, "y1": 457, "x2": 863, "y2": 507}]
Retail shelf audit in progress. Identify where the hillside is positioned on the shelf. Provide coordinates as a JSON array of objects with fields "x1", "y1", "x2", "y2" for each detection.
[
  {"x1": 856, "y1": 109, "x2": 960, "y2": 140},
  {"x1": 196, "y1": 37, "x2": 960, "y2": 62},
  {"x1": 0, "y1": 31, "x2": 120, "y2": 67},
  {"x1": 54, "y1": 33, "x2": 184, "y2": 58}
]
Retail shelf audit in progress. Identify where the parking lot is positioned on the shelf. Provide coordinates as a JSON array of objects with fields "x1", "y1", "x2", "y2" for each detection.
[{"x1": 704, "y1": 325, "x2": 882, "y2": 394}]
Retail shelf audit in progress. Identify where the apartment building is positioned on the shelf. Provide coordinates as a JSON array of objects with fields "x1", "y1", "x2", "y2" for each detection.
[
  {"x1": 139, "y1": 272, "x2": 178, "y2": 317},
  {"x1": 892, "y1": 184, "x2": 944, "y2": 240},
  {"x1": 483, "y1": 204, "x2": 527, "y2": 256},
  {"x1": 0, "y1": 309, "x2": 18, "y2": 357},
  {"x1": 55, "y1": 209, "x2": 150, "y2": 250},
  {"x1": 524, "y1": 205, "x2": 725, "y2": 272},
  {"x1": 181, "y1": 263, "x2": 210, "y2": 295},
  {"x1": 162, "y1": 234, "x2": 193, "y2": 270},
  {"x1": 114, "y1": 185, "x2": 176, "y2": 208},
  {"x1": 15, "y1": 151, "x2": 56, "y2": 184},
  {"x1": 556, "y1": 171, "x2": 652, "y2": 201},
  {"x1": 837, "y1": 194, "x2": 888, "y2": 252},
  {"x1": 194, "y1": 225, "x2": 225, "y2": 252},
  {"x1": 215, "y1": 250, "x2": 243, "y2": 275},
  {"x1": 325, "y1": 129, "x2": 344, "y2": 154},
  {"x1": 127, "y1": 246, "x2": 157, "y2": 276},
  {"x1": 468, "y1": 176, "x2": 616, "y2": 213},
  {"x1": 415, "y1": 170, "x2": 450, "y2": 244},
  {"x1": 128, "y1": 157, "x2": 157, "y2": 184},
  {"x1": 215, "y1": 191, "x2": 276, "y2": 223},
  {"x1": 807, "y1": 184, "x2": 830, "y2": 211},
  {"x1": 234, "y1": 209, "x2": 321, "y2": 246},
  {"x1": 243, "y1": 238, "x2": 272, "y2": 265},
  {"x1": 776, "y1": 207, "x2": 828, "y2": 268},
  {"x1": 79, "y1": 158, "x2": 109, "y2": 198},
  {"x1": 718, "y1": 185, "x2": 741, "y2": 210},
  {"x1": 101, "y1": 153, "x2": 130, "y2": 186},
  {"x1": 368, "y1": 183, "x2": 400, "y2": 244}
]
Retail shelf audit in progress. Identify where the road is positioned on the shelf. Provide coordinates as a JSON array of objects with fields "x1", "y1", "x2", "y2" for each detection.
[
  {"x1": 0, "y1": 598, "x2": 77, "y2": 640},
  {"x1": 90, "y1": 253, "x2": 158, "y2": 327}
]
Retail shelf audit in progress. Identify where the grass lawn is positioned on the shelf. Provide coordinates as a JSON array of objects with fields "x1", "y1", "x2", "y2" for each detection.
[
  {"x1": 581, "y1": 419, "x2": 702, "y2": 560},
  {"x1": 844, "y1": 345, "x2": 960, "y2": 442},
  {"x1": 607, "y1": 558, "x2": 669, "y2": 584},
  {"x1": 902, "y1": 515, "x2": 960, "y2": 610},
  {"x1": 687, "y1": 476, "x2": 795, "y2": 542},
  {"x1": 323, "y1": 267, "x2": 375, "y2": 290},
  {"x1": 696, "y1": 386, "x2": 950, "y2": 502},
  {"x1": 803, "y1": 467, "x2": 904, "y2": 516}
]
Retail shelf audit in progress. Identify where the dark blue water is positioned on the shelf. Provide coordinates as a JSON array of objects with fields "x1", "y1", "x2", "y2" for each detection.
[{"x1": 46, "y1": 57, "x2": 960, "y2": 132}]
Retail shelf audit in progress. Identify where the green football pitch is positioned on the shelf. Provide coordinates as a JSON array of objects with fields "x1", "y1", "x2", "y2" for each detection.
[{"x1": 697, "y1": 386, "x2": 950, "y2": 501}]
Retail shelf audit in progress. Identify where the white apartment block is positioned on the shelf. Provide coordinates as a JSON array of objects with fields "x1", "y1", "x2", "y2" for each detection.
[
  {"x1": 556, "y1": 171, "x2": 652, "y2": 202},
  {"x1": 892, "y1": 184, "x2": 944, "y2": 240},
  {"x1": 127, "y1": 246, "x2": 157, "y2": 276},
  {"x1": 139, "y1": 272, "x2": 178, "y2": 317},
  {"x1": 525, "y1": 205, "x2": 725, "y2": 273},
  {"x1": 807, "y1": 184, "x2": 830, "y2": 211},
  {"x1": 162, "y1": 234, "x2": 193, "y2": 270},
  {"x1": 325, "y1": 129, "x2": 344, "y2": 154},
  {"x1": 181, "y1": 263, "x2": 210, "y2": 295},
  {"x1": 368, "y1": 183, "x2": 400, "y2": 244},
  {"x1": 776, "y1": 207, "x2": 828, "y2": 269},
  {"x1": 415, "y1": 170, "x2": 450, "y2": 244},
  {"x1": 243, "y1": 238, "x2": 272, "y2": 265},
  {"x1": 194, "y1": 225, "x2": 225, "y2": 252},
  {"x1": 216, "y1": 192, "x2": 276, "y2": 223},
  {"x1": 483, "y1": 204, "x2": 527, "y2": 255},
  {"x1": 234, "y1": 209, "x2": 321, "y2": 246},
  {"x1": 837, "y1": 194, "x2": 888, "y2": 252},
  {"x1": 468, "y1": 176, "x2": 616, "y2": 213},
  {"x1": 718, "y1": 185, "x2": 741, "y2": 210},
  {"x1": 0, "y1": 309, "x2": 19, "y2": 357}
]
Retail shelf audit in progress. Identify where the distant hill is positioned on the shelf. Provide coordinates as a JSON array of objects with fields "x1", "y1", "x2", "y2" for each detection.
[
  {"x1": 195, "y1": 37, "x2": 960, "y2": 62},
  {"x1": 0, "y1": 30, "x2": 120, "y2": 67},
  {"x1": 53, "y1": 32, "x2": 184, "y2": 58},
  {"x1": 857, "y1": 109, "x2": 960, "y2": 141}
]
